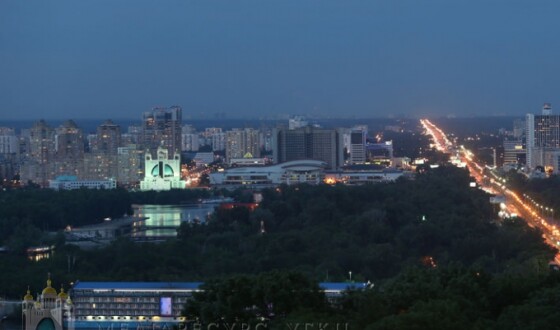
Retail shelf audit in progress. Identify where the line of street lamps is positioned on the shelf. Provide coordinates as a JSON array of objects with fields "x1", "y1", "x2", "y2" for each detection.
[{"x1": 523, "y1": 193, "x2": 554, "y2": 221}]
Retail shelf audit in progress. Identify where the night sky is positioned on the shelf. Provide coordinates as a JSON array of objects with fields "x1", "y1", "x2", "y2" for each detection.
[{"x1": 2, "y1": 0, "x2": 560, "y2": 120}]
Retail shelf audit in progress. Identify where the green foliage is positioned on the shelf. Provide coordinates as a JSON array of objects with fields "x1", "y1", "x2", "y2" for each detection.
[
  {"x1": 184, "y1": 271, "x2": 329, "y2": 328},
  {"x1": 1, "y1": 161, "x2": 559, "y2": 328}
]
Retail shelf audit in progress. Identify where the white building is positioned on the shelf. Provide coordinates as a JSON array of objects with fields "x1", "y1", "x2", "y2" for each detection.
[
  {"x1": 289, "y1": 115, "x2": 308, "y2": 130},
  {"x1": 140, "y1": 146, "x2": 187, "y2": 191},
  {"x1": 210, "y1": 160, "x2": 327, "y2": 187},
  {"x1": 49, "y1": 175, "x2": 116, "y2": 190},
  {"x1": 211, "y1": 132, "x2": 226, "y2": 151},
  {"x1": 181, "y1": 133, "x2": 200, "y2": 151},
  {"x1": 22, "y1": 275, "x2": 74, "y2": 330}
]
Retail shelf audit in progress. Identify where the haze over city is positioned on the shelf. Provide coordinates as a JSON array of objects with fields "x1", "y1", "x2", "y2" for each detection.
[{"x1": 2, "y1": 0, "x2": 560, "y2": 120}]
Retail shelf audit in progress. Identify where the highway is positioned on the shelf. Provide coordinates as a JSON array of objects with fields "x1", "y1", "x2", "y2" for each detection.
[{"x1": 420, "y1": 119, "x2": 560, "y2": 264}]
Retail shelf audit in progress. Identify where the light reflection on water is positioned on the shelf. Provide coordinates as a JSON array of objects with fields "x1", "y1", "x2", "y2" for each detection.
[{"x1": 131, "y1": 204, "x2": 216, "y2": 238}]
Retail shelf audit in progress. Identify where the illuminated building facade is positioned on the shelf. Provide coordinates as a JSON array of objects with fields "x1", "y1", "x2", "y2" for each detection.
[
  {"x1": 23, "y1": 120, "x2": 56, "y2": 186},
  {"x1": 48, "y1": 175, "x2": 117, "y2": 190},
  {"x1": 349, "y1": 127, "x2": 367, "y2": 164},
  {"x1": 68, "y1": 282, "x2": 363, "y2": 329},
  {"x1": 526, "y1": 103, "x2": 560, "y2": 172},
  {"x1": 209, "y1": 160, "x2": 327, "y2": 187},
  {"x1": 140, "y1": 146, "x2": 186, "y2": 191},
  {"x1": 502, "y1": 139, "x2": 525, "y2": 167},
  {"x1": 22, "y1": 275, "x2": 74, "y2": 330},
  {"x1": 225, "y1": 128, "x2": 260, "y2": 163},
  {"x1": 142, "y1": 106, "x2": 182, "y2": 158},
  {"x1": 116, "y1": 145, "x2": 144, "y2": 186}
]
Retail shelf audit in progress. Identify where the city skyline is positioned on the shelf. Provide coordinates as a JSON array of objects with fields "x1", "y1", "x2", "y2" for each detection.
[{"x1": 2, "y1": 1, "x2": 560, "y2": 119}]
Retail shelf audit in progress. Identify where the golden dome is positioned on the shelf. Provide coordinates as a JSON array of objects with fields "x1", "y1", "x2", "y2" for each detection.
[
  {"x1": 58, "y1": 287, "x2": 68, "y2": 300},
  {"x1": 23, "y1": 288, "x2": 34, "y2": 301},
  {"x1": 42, "y1": 276, "x2": 57, "y2": 296}
]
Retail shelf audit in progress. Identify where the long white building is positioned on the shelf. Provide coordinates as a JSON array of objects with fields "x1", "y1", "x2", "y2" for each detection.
[{"x1": 210, "y1": 160, "x2": 327, "y2": 187}]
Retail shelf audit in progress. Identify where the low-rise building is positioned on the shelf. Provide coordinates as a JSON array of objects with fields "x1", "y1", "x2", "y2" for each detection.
[
  {"x1": 49, "y1": 175, "x2": 116, "y2": 190},
  {"x1": 209, "y1": 160, "x2": 327, "y2": 188}
]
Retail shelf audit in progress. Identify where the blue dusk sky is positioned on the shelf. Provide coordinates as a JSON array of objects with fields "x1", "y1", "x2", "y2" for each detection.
[{"x1": 1, "y1": 0, "x2": 560, "y2": 120}]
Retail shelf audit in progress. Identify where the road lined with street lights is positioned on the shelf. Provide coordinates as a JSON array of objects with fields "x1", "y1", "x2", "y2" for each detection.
[{"x1": 420, "y1": 119, "x2": 560, "y2": 264}]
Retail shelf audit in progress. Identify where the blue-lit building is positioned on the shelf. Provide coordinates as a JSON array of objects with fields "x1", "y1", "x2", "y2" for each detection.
[{"x1": 69, "y1": 281, "x2": 366, "y2": 329}]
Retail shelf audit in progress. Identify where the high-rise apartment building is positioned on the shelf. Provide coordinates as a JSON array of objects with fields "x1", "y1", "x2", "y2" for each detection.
[
  {"x1": 24, "y1": 120, "x2": 56, "y2": 186},
  {"x1": 181, "y1": 133, "x2": 200, "y2": 152},
  {"x1": 225, "y1": 128, "x2": 260, "y2": 163},
  {"x1": 181, "y1": 125, "x2": 199, "y2": 151},
  {"x1": 54, "y1": 120, "x2": 85, "y2": 177},
  {"x1": 95, "y1": 120, "x2": 121, "y2": 154},
  {"x1": 82, "y1": 120, "x2": 122, "y2": 180},
  {"x1": 0, "y1": 128, "x2": 18, "y2": 154},
  {"x1": 272, "y1": 126, "x2": 343, "y2": 170},
  {"x1": 142, "y1": 106, "x2": 182, "y2": 157},
  {"x1": 526, "y1": 103, "x2": 560, "y2": 172},
  {"x1": 117, "y1": 145, "x2": 144, "y2": 186}
]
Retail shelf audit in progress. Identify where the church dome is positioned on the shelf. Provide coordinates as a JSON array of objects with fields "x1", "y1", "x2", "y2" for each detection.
[
  {"x1": 42, "y1": 277, "x2": 57, "y2": 297},
  {"x1": 23, "y1": 288, "x2": 34, "y2": 301},
  {"x1": 58, "y1": 287, "x2": 68, "y2": 300}
]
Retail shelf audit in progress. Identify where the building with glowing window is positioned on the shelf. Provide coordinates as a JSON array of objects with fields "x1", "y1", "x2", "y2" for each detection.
[
  {"x1": 67, "y1": 281, "x2": 365, "y2": 329},
  {"x1": 526, "y1": 103, "x2": 560, "y2": 172},
  {"x1": 142, "y1": 106, "x2": 182, "y2": 158},
  {"x1": 140, "y1": 146, "x2": 186, "y2": 191}
]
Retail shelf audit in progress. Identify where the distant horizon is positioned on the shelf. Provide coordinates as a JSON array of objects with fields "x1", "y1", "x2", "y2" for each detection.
[
  {"x1": 0, "y1": 114, "x2": 526, "y2": 123},
  {"x1": 3, "y1": 1, "x2": 560, "y2": 119}
]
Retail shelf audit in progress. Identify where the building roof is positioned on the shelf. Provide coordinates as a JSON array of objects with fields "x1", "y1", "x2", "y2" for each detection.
[
  {"x1": 72, "y1": 281, "x2": 366, "y2": 292},
  {"x1": 73, "y1": 282, "x2": 204, "y2": 290}
]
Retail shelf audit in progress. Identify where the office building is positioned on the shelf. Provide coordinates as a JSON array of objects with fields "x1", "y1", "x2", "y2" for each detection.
[
  {"x1": 349, "y1": 127, "x2": 367, "y2": 164},
  {"x1": 272, "y1": 126, "x2": 343, "y2": 170},
  {"x1": 503, "y1": 139, "x2": 525, "y2": 167},
  {"x1": 142, "y1": 106, "x2": 182, "y2": 158},
  {"x1": 526, "y1": 103, "x2": 560, "y2": 172}
]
